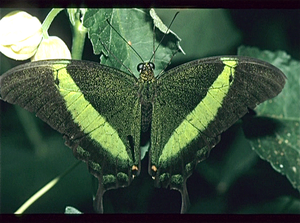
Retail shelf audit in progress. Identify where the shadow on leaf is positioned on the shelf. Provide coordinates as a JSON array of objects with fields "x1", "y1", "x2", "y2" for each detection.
[{"x1": 242, "y1": 111, "x2": 283, "y2": 139}]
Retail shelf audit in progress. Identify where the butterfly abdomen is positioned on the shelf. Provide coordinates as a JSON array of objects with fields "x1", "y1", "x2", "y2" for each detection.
[
  {"x1": 141, "y1": 101, "x2": 152, "y2": 132},
  {"x1": 139, "y1": 80, "x2": 155, "y2": 132}
]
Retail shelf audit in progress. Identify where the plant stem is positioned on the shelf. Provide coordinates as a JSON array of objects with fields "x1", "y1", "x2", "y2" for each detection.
[
  {"x1": 41, "y1": 8, "x2": 64, "y2": 39},
  {"x1": 14, "y1": 160, "x2": 82, "y2": 215},
  {"x1": 71, "y1": 10, "x2": 87, "y2": 60}
]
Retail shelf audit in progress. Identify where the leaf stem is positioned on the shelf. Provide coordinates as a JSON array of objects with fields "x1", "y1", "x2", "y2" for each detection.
[
  {"x1": 14, "y1": 160, "x2": 82, "y2": 215},
  {"x1": 71, "y1": 10, "x2": 87, "y2": 60},
  {"x1": 41, "y1": 8, "x2": 64, "y2": 39}
]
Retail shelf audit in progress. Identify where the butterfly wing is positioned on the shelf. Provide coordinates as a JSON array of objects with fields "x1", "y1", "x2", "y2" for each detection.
[
  {"x1": 0, "y1": 60, "x2": 142, "y2": 213},
  {"x1": 150, "y1": 56, "x2": 286, "y2": 213}
]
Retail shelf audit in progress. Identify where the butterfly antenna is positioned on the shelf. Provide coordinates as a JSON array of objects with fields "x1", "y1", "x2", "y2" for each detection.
[
  {"x1": 98, "y1": 37, "x2": 133, "y2": 74},
  {"x1": 157, "y1": 48, "x2": 181, "y2": 77},
  {"x1": 106, "y1": 19, "x2": 145, "y2": 63},
  {"x1": 148, "y1": 11, "x2": 179, "y2": 63},
  {"x1": 152, "y1": 23, "x2": 156, "y2": 63}
]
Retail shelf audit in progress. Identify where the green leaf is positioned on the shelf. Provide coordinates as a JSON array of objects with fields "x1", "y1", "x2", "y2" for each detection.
[
  {"x1": 65, "y1": 206, "x2": 82, "y2": 214},
  {"x1": 149, "y1": 9, "x2": 183, "y2": 44},
  {"x1": 238, "y1": 46, "x2": 300, "y2": 193},
  {"x1": 82, "y1": 8, "x2": 182, "y2": 77}
]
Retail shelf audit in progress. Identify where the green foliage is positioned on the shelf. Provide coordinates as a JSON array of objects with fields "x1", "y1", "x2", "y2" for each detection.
[
  {"x1": 83, "y1": 9, "x2": 181, "y2": 77},
  {"x1": 238, "y1": 46, "x2": 300, "y2": 193},
  {"x1": 0, "y1": 8, "x2": 299, "y2": 214},
  {"x1": 65, "y1": 206, "x2": 82, "y2": 214}
]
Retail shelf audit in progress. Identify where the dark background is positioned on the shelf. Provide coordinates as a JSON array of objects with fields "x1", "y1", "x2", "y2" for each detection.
[{"x1": 0, "y1": 8, "x2": 299, "y2": 213}]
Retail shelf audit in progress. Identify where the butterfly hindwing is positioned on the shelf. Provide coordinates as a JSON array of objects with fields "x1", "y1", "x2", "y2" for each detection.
[
  {"x1": 0, "y1": 60, "x2": 142, "y2": 212},
  {"x1": 150, "y1": 56, "x2": 286, "y2": 212}
]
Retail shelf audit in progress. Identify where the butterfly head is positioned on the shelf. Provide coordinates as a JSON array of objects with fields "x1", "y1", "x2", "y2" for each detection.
[{"x1": 138, "y1": 62, "x2": 155, "y2": 82}]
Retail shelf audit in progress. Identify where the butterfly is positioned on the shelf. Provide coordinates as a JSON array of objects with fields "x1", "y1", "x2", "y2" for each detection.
[{"x1": 0, "y1": 53, "x2": 286, "y2": 213}]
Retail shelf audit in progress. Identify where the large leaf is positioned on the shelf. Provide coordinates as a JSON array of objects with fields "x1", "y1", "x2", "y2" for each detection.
[
  {"x1": 82, "y1": 8, "x2": 182, "y2": 77},
  {"x1": 238, "y1": 46, "x2": 300, "y2": 193}
]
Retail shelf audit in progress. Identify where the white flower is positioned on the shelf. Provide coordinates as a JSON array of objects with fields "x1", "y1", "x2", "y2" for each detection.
[
  {"x1": 31, "y1": 36, "x2": 71, "y2": 61},
  {"x1": 0, "y1": 11, "x2": 42, "y2": 60}
]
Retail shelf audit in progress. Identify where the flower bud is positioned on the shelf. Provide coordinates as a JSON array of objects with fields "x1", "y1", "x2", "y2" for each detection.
[
  {"x1": 31, "y1": 36, "x2": 71, "y2": 61},
  {"x1": 0, "y1": 11, "x2": 42, "y2": 60}
]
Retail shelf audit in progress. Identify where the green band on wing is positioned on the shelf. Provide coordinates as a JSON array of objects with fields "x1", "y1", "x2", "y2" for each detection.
[
  {"x1": 159, "y1": 59, "x2": 238, "y2": 163},
  {"x1": 52, "y1": 64, "x2": 129, "y2": 160}
]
